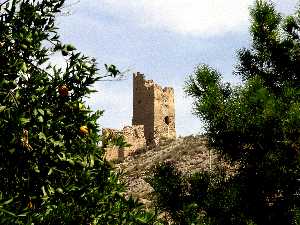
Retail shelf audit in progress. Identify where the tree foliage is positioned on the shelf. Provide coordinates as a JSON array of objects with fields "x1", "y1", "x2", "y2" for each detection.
[
  {"x1": 184, "y1": 1, "x2": 300, "y2": 224},
  {"x1": 0, "y1": 0, "x2": 160, "y2": 224},
  {"x1": 147, "y1": 161, "x2": 229, "y2": 225}
]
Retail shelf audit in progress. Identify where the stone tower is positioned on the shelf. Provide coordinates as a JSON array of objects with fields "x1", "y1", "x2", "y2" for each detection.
[{"x1": 132, "y1": 72, "x2": 176, "y2": 145}]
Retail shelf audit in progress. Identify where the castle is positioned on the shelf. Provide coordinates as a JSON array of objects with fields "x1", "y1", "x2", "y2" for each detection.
[{"x1": 104, "y1": 72, "x2": 176, "y2": 161}]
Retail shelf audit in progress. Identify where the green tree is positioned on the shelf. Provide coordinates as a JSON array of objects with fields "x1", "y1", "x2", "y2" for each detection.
[
  {"x1": 147, "y1": 161, "x2": 188, "y2": 224},
  {"x1": 0, "y1": 0, "x2": 160, "y2": 224},
  {"x1": 185, "y1": 1, "x2": 300, "y2": 225},
  {"x1": 147, "y1": 161, "x2": 212, "y2": 225}
]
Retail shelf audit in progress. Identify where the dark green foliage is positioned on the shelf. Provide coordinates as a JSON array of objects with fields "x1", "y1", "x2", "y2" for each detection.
[
  {"x1": 147, "y1": 161, "x2": 186, "y2": 215},
  {"x1": 189, "y1": 172, "x2": 210, "y2": 205},
  {"x1": 184, "y1": 1, "x2": 300, "y2": 225},
  {"x1": 0, "y1": 0, "x2": 160, "y2": 224},
  {"x1": 148, "y1": 162, "x2": 261, "y2": 225},
  {"x1": 147, "y1": 161, "x2": 213, "y2": 225}
]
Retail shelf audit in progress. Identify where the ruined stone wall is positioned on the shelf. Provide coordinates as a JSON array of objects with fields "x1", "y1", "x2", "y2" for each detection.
[
  {"x1": 122, "y1": 125, "x2": 146, "y2": 157},
  {"x1": 153, "y1": 86, "x2": 176, "y2": 143},
  {"x1": 105, "y1": 72, "x2": 176, "y2": 161},
  {"x1": 103, "y1": 125, "x2": 146, "y2": 161},
  {"x1": 132, "y1": 72, "x2": 176, "y2": 145},
  {"x1": 102, "y1": 128, "x2": 123, "y2": 161},
  {"x1": 104, "y1": 145, "x2": 124, "y2": 162},
  {"x1": 132, "y1": 72, "x2": 155, "y2": 145}
]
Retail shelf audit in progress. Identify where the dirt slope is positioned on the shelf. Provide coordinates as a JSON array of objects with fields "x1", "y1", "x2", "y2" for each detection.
[{"x1": 113, "y1": 135, "x2": 221, "y2": 204}]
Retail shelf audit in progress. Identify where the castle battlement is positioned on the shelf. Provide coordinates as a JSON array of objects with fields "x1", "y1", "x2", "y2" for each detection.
[{"x1": 104, "y1": 72, "x2": 176, "y2": 161}]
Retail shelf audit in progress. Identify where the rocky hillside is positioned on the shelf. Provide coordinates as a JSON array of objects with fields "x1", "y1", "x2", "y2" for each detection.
[{"x1": 113, "y1": 135, "x2": 229, "y2": 206}]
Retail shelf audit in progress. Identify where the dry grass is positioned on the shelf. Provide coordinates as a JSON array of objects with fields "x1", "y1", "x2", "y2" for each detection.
[{"x1": 113, "y1": 135, "x2": 231, "y2": 206}]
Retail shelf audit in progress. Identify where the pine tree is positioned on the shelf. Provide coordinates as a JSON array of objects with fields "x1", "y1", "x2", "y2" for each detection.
[
  {"x1": 185, "y1": 1, "x2": 300, "y2": 224},
  {"x1": 0, "y1": 0, "x2": 160, "y2": 224}
]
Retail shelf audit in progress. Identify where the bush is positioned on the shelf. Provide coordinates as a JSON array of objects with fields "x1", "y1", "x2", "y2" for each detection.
[{"x1": 147, "y1": 161, "x2": 214, "y2": 225}]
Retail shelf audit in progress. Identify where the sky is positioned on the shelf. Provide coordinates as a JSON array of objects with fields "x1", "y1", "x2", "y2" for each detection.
[{"x1": 57, "y1": 0, "x2": 298, "y2": 136}]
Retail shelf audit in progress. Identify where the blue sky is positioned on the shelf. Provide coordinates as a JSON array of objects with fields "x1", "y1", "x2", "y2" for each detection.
[{"x1": 57, "y1": 0, "x2": 298, "y2": 136}]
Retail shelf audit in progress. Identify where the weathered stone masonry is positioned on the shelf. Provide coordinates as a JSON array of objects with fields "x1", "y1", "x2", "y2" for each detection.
[
  {"x1": 133, "y1": 72, "x2": 176, "y2": 145},
  {"x1": 104, "y1": 72, "x2": 176, "y2": 161}
]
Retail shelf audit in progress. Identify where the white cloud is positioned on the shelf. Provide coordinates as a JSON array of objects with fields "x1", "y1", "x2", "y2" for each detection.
[{"x1": 98, "y1": 0, "x2": 253, "y2": 36}]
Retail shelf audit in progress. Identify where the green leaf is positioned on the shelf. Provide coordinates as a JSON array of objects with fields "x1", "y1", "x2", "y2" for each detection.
[
  {"x1": 8, "y1": 148, "x2": 15, "y2": 154},
  {"x1": 19, "y1": 117, "x2": 30, "y2": 125},
  {"x1": 37, "y1": 108, "x2": 44, "y2": 116},
  {"x1": 36, "y1": 87, "x2": 44, "y2": 92},
  {"x1": 38, "y1": 116, "x2": 43, "y2": 123},
  {"x1": 90, "y1": 154, "x2": 95, "y2": 167},
  {"x1": 56, "y1": 188, "x2": 63, "y2": 194},
  {"x1": 41, "y1": 186, "x2": 47, "y2": 197},
  {"x1": 45, "y1": 108, "x2": 53, "y2": 116},
  {"x1": 38, "y1": 132, "x2": 46, "y2": 141},
  {"x1": 62, "y1": 49, "x2": 68, "y2": 56},
  {"x1": 20, "y1": 44, "x2": 27, "y2": 50},
  {"x1": 48, "y1": 168, "x2": 53, "y2": 175},
  {"x1": 53, "y1": 140, "x2": 63, "y2": 147},
  {"x1": 34, "y1": 164, "x2": 40, "y2": 173},
  {"x1": 0, "y1": 208, "x2": 16, "y2": 217},
  {"x1": 21, "y1": 62, "x2": 27, "y2": 72},
  {"x1": 26, "y1": 36, "x2": 32, "y2": 43},
  {"x1": 0, "y1": 105, "x2": 6, "y2": 112},
  {"x1": 47, "y1": 185, "x2": 55, "y2": 195},
  {"x1": 3, "y1": 198, "x2": 13, "y2": 205},
  {"x1": 67, "y1": 158, "x2": 75, "y2": 165},
  {"x1": 66, "y1": 44, "x2": 76, "y2": 51},
  {"x1": 33, "y1": 108, "x2": 38, "y2": 116}
]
